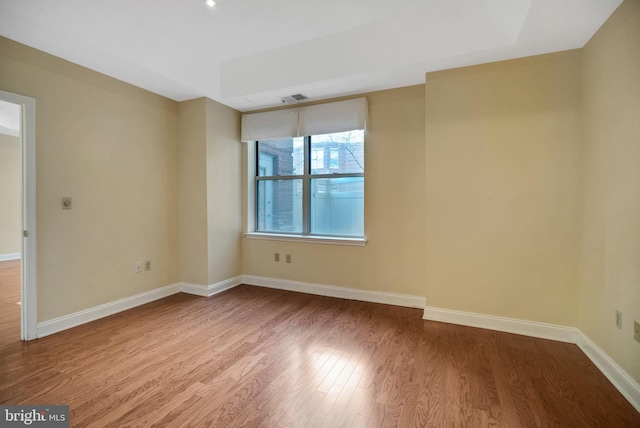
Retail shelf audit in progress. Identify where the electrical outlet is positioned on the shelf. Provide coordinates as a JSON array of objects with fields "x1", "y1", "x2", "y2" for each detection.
[
  {"x1": 274, "y1": 253, "x2": 280, "y2": 262},
  {"x1": 286, "y1": 254, "x2": 291, "y2": 263},
  {"x1": 144, "y1": 260, "x2": 151, "y2": 271},
  {"x1": 615, "y1": 310, "x2": 622, "y2": 330},
  {"x1": 634, "y1": 321, "x2": 640, "y2": 343},
  {"x1": 135, "y1": 261, "x2": 143, "y2": 273}
]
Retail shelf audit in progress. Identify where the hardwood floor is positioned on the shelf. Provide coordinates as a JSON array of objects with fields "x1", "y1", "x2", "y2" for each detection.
[
  {"x1": 0, "y1": 260, "x2": 21, "y2": 344},
  {"x1": 0, "y1": 265, "x2": 639, "y2": 427}
]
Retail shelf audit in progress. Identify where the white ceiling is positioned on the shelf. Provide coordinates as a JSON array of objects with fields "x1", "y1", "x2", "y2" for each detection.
[
  {"x1": 0, "y1": 0, "x2": 622, "y2": 112},
  {"x1": 0, "y1": 99, "x2": 21, "y2": 137}
]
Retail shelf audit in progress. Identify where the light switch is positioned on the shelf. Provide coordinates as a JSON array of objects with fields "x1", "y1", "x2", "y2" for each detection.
[{"x1": 62, "y1": 197, "x2": 72, "y2": 210}]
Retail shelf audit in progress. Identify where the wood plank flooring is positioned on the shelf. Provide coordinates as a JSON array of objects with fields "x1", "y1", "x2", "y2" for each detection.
[
  {"x1": 0, "y1": 259, "x2": 21, "y2": 342},
  {"x1": 1, "y1": 261, "x2": 639, "y2": 427}
]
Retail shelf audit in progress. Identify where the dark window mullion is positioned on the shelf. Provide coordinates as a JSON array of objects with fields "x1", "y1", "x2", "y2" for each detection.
[
  {"x1": 308, "y1": 173, "x2": 364, "y2": 179},
  {"x1": 302, "y1": 136, "x2": 310, "y2": 235},
  {"x1": 256, "y1": 175, "x2": 301, "y2": 181}
]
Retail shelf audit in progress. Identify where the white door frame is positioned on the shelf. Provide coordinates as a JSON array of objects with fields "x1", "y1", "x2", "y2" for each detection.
[{"x1": 0, "y1": 90, "x2": 37, "y2": 341}]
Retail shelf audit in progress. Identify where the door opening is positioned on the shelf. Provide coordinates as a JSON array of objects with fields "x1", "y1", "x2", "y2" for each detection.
[{"x1": 0, "y1": 90, "x2": 37, "y2": 341}]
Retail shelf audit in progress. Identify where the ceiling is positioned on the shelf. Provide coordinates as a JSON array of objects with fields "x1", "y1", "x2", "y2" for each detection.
[
  {"x1": 0, "y1": 0, "x2": 622, "y2": 112},
  {"x1": 0, "y1": 99, "x2": 21, "y2": 137}
]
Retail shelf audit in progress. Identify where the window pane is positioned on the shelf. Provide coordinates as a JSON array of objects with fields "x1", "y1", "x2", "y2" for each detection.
[
  {"x1": 310, "y1": 130, "x2": 364, "y2": 175},
  {"x1": 258, "y1": 138, "x2": 305, "y2": 176},
  {"x1": 329, "y1": 148, "x2": 339, "y2": 169},
  {"x1": 311, "y1": 148, "x2": 324, "y2": 170},
  {"x1": 310, "y1": 177, "x2": 364, "y2": 237},
  {"x1": 257, "y1": 179, "x2": 302, "y2": 233}
]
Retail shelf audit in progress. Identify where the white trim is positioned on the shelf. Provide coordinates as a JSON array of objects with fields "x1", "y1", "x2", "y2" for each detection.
[
  {"x1": 242, "y1": 275, "x2": 426, "y2": 308},
  {"x1": 180, "y1": 276, "x2": 242, "y2": 297},
  {"x1": 245, "y1": 142, "x2": 256, "y2": 234},
  {"x1": 0, "y1": 252, "x2": 21, "y2": 262},
  {"x1": 22, "y1": 93, "x2": 37, "y2": 341},
  {"x1": 422, "y1": 306, "x2": 577, "y2": 343},
  {"x1": 26, "y1": 272, "x2": 640, "y2": 413},
  {"x1": 577, "y1": 330, "x2": 640, "y2": 413},
  {"x1": 0, "y1": 90, "x2": 37, "y2": 341},
  {"x1": 36, "y1": 283, "x2": 181, "y2": 338},
  {"x1": 244, "y1": 232, "x2": 367, "y2": 247},
  {"x1": 422, "y1": 306, "x2": 640, "y2": 412}
]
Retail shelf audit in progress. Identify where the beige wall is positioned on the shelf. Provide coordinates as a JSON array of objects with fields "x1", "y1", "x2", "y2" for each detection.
[
  {"x1": 0, "y1": 133, "x2": 21, "y2": 256},
  {"x1": 205, "y1": 98, "x2": 242, "y2": 284},
  {"x1": 0, "y1": 37, "x2": 180, "y2": 321},
  {"x1": 242, "y1": 85, "x2": 427, "y2": 296},
  {"x1": 424, "y1": 51, "x2": 582, "y2": 326},
  {"x1": 580, "y1": 0, "x2": 640, "y2": 383},
  {"x1": 178, "y1": 97, "x2": 242, "y2": 286},
  {"x1": 178, "y1": 98, "x2": 209, "y2": 285},
  {"x1": 0, "y1": 37, "x2": 242, "y2": 323}
]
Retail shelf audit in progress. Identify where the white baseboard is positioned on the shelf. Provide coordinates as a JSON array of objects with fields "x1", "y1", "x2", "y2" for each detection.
[
  {"x1": 423, "y1": 306, "x2": 640, "y2": 413},
  {"x1": 423, "y1": 306, "x2": 577, "y2": 343},
  {"x1": 37, "y1": 283, "x2": 181, "y2": 338},
  {"x1": 577, "y1": 330, "x2": 640, "y2": 413},
  {"x1": 242, "y1": 275, "x2": 426, "y2": 309},
  {"x1": 35, "y1": 276, "x2": 243, "y2": 338},
  {"x1": 180, "y1": 276, "x2": 242, "y2": 297},
  {"x1": 0, "y1": 252, "x2": 20, "y2": 262},
  {"x1": 30, "y1": 274, "x2": 639, "y2": 414}
]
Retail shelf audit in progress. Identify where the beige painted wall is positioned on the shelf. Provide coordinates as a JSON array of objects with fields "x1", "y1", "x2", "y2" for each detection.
[
  {"x1": 424, "y1": 51, "x2": 582, "y2": 326},
  {"x1": 242, "y1": 85, "x2": 427, "y2": 297},
  {"x1": 0, "y1": 37, "x2": 179, "y2": 321},
  {"x1": 178, "y1": 98, "x2": 209, "y2": 286},
  {"x1": 178, "y1": 97, "x2": 242, "y2": 286},
  {"x1": 0, "y1": 133, "x2": 21, "y2": 256},
  {"x1": 580, "y1": 0, "x2": 640, "y2": 383},
  {"x1": 205, "y1": 98, "x2": 242, "y2": 284}
]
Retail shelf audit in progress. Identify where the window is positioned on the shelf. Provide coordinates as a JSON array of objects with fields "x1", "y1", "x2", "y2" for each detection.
[
  {"x1": 311, "y1": 147, "x2": 324, "y2": 170},
  {"x1": 256, "y1": 130, "x2": 364, "y2": 238},
  {"x1": 241, "y1": 97, "x2": 368, "y2": 242},
  {"x1": 329, "y1": 148, "x2": 339, "y2": 169}
]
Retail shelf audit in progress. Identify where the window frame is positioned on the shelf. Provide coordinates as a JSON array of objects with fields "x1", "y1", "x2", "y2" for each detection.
[{"x1": 253, "y1": 134, "x2": 365, "y2": 240}]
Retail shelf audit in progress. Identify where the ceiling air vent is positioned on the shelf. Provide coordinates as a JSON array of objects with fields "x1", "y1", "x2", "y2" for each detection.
[{"x1": 281, "y1": 94, "x2": 308, "y2": 104}]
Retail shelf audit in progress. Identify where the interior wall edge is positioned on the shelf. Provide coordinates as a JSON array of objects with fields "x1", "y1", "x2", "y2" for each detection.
[
  {"x1": 577, "y1": 330, "x2": 640, "y2": 413},
  {"x1": 180, "y1": 276, "x2": 243, "y2": 298},
  {"x1": 423, "y1": 303, "x2": 640, "y2": 412}
]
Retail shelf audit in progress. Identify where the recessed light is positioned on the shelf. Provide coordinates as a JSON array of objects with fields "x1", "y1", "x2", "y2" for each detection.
[{"x1": 205, "y1": 0, "x2": 216, "y2": 7}]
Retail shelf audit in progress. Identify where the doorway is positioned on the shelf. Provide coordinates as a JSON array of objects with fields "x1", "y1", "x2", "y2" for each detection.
[{"x1": 0, "y1": 90, "x2": 37, "y2": 341}]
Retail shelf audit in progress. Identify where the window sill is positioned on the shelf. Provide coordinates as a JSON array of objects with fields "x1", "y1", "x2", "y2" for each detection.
[{"x1": 243, "y1": 232, "x2": 367, "y2": 247}]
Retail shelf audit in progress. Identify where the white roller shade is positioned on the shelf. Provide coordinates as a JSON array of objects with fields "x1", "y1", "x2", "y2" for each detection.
[
  {"x1": 298, "y1": 98, "x2": 367, "y2": 136},
  {"x1": 240, "y1": 108, "x2": 298, "y2": 142},
  {"x1": 240, "y1": 97, "x2": 367, "y2": 142}
]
